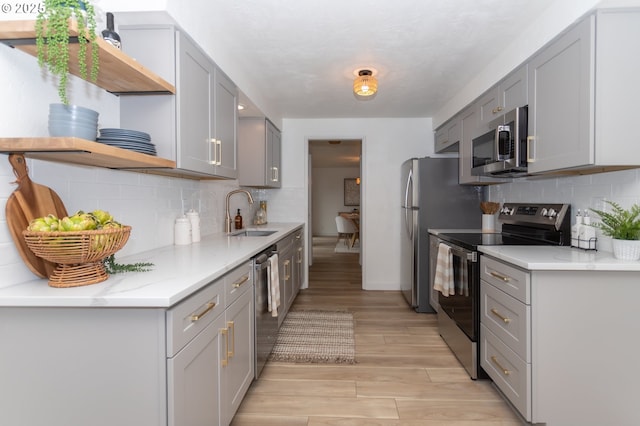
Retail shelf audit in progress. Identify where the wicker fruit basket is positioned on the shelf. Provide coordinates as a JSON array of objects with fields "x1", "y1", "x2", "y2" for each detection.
[{"x1": 22, "y1": 226, "x2": 131, "y2": 287}]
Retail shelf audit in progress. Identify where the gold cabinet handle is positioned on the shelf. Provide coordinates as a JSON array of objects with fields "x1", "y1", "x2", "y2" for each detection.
[
  {"x1": 232, "y1": 275, "x2": 250, "y2": 288},
  {"x1": 190, "y1": 302, "x2": 216, "y2": 322},
  {"x1": 227, "y1": 321, "x2": 235, "y2": 359},
  {"x1": 489, "y1": 271, "x2": 510, "y2": 282},
  {"x1": 490, "y1": 308, "x2": 511, "y2": 324},
  {"x1": 492, "y1": 106, "x2": 504, "y2": 114},
  {"x1": 491, "y1": 356, "x2": 510, "y2": 376},
  {"x1": 208, "y1": 138, "x2": 217, "y2": 165},
  {"x1": 297, "y1": 247, "x2": 303, "y2": 263},
  {"x1": 221, "y1": 328, "x2": 229, "y2": 367},
  {"x1": 527, "y1": 136, "x2": 536, "y2": 162},
  {"x1": 284, "y1": 259, "x2": 291, "y2": 280}
]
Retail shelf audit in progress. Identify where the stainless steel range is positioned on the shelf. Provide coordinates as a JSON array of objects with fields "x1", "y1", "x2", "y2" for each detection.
[{"x1": 429, "y1": 202, "x2": 571, "y2": 379}]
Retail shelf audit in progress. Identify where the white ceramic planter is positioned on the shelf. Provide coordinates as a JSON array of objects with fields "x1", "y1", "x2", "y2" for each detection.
[{"x1": 612, "y1": 239, "x2": 640, "y2": 261}]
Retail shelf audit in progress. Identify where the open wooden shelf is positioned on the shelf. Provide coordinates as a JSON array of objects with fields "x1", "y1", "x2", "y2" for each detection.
[
  {"x1": 0, "y1": 137, "x2": 176, "y2": 170},
  {"x1": 0, "y1": 20, "x2": 175, "y2": 95}
]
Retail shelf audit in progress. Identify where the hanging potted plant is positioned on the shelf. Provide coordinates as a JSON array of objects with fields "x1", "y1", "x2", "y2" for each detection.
[
  {"x1": 35, "y1": 0, "x2": 99, "y2": 105},
  {"x1": 590, "y1": 201, "x2": 640, "y2": 261}
]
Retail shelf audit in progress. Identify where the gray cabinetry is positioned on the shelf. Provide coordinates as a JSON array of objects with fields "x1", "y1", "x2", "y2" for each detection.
[
  {"x1": 527, "y1": 10, "x2": 640, "y2": 175},
  {"x1": 0, "y1": 262, "x2": 254, "y2": 426},
  {"x1": 478, "y1": 65, "x2": 528, "y2": 126},
  {"x1": 434, "y1": 117, "x2": 461, "y2": 153},
  {"x1": 238, "y1": 118, "x2": 282, "y2": 187},
  {"x1": 479, "y1": 254, "x2": 640, "y2": 424},
  {"x1": 120, "y1": 25, "x2": 238, "y2": 179},
  {"x1": 293, "y1": 228, "x2": 304, "y2": 297}
]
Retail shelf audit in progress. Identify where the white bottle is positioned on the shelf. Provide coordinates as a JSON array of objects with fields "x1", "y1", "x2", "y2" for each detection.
[
  {"x1": 580, "y1": 211, "x2": 595, "y2": 249},
  {"x1": 572, "y1": 209, "x2": 583, "y2": 247},
  {"x1": 186, "y1": 210, "x2": 201, "y2": 243},
  {"x1": 174, "y1": 215, "x2": 192, "y2": 245}
]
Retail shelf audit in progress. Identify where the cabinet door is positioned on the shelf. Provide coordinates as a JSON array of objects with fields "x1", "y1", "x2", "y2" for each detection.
[
  {"x1": 527, "y1": 17, "x2": 594, "y2": 174},
  {"x1": 213, "y1": 67, "x2": 238, "y2": 178},
  {"x1": 434, "y1": 118, "x2": 460, "y2": 153},
  {"x1": 167, "y1": 313, "x2": 224, "y2": 426},
  {"x1": 501, "y1": 65, "x2": 527, "y2": 113},
  {"x1": 177, "y1": 32, "x2": 216, "y2": 175},
  {"x1": 294, "y1": 231, "x2": 304, "y2": 295},
  {"x1": 221, "y1": 288, "x2": 255, "y2": 426},
  {"x1": 478, "y1": 86, "x2": 501, "y2": 125}
]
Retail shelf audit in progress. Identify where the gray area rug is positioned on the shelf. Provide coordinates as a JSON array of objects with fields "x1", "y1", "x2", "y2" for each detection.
[{"x1": 269, "y1": 310, "x2": 356, "y2": 364}]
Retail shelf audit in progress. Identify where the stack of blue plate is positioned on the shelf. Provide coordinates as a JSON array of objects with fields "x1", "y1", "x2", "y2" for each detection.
[{"x1": 97, "y1": 128, "x2": 157, "y2": 156}]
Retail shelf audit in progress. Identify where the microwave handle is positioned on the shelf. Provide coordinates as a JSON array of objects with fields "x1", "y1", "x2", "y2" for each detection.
[{"x1": 527, "y1": 136, "x2": 536, "y2": 162}]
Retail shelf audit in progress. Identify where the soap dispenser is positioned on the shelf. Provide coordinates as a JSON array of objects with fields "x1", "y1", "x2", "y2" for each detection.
[{"x1": 234, "y1": 209, "x2": 243, "y2": 230}]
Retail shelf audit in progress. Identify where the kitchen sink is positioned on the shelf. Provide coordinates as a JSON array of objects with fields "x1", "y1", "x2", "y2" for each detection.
[{"x1": 231, "y1": 229, "x2": 277, "y2": 237}]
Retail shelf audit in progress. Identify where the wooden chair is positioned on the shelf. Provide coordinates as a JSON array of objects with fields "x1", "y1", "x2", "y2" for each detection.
[{"x1": 335, "y1": 215, "x2": 359, "y2": 247}]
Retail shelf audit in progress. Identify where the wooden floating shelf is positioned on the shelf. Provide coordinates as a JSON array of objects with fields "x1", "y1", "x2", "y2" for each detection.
[
  {"x1": 0, "y1": 20, "x2": 175, "y2": 95},
  {"x1": 0, "y1": 137, "x2": 176, "y2": 170}
]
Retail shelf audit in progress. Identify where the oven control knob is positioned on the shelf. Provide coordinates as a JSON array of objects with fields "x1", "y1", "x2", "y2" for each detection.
[
  {"x1": 547, "y1": 208, "x2": 557, "y2": 218},
  {"x1": 541, "y1": 208, "x2": 548, "y2": 217}
]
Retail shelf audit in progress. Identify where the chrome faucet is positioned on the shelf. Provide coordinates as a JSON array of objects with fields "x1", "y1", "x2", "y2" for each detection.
[{"x1": 225, "y1": 189, "x2": 254, "y2": 233}]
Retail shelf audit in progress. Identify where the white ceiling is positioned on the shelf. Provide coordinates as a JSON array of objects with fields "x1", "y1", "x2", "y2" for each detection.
[{"x1": 220, "y1": 0, "x2": 561, "y2": 120}]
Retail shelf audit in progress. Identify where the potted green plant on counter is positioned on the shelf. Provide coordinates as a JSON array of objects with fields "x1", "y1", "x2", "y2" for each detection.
[
  {"x1": 590, "y1": 201, "x2": 640, "y2": 260},
  {"x1": 35, "y1": 0, "x2": 99, "y2": 104}
]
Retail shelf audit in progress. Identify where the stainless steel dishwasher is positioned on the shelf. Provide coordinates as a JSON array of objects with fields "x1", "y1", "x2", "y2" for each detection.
[{"x1": 253, "y1": 245, "x2": 279, "y2": 378}]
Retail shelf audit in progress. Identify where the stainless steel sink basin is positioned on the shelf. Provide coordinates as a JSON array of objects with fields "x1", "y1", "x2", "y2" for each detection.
[{"x1": 232, "y1": 229, "x2": 277, "y2": 237}]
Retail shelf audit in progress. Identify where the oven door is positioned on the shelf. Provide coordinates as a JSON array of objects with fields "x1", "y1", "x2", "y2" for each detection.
[{"x1": 437, "y1": 244, "x2": 479, "y2": 341}]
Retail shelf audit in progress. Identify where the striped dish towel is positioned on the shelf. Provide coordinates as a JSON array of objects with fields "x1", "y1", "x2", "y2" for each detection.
[{"x1": 433, "y1": 243, "x2": 454, "y2": 297}]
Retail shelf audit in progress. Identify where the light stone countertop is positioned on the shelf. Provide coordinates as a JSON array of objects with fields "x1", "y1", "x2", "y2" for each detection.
[
  {"x1": 479, "y1": 245, "x2": 640, "y2": 271},
  {"x1": 0, "y1": 223, "x2": 303, "y2": 308}
]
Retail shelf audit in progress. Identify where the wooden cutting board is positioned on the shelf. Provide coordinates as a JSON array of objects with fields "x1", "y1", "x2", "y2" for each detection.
[{"x1": 5, "y1": 154, "x2": 68, "y2": 278}]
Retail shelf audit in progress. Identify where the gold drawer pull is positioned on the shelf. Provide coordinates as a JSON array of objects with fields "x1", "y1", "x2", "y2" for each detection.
[
  {"x1": 227, "y1": 321, "x2": 235, "y2": 358},
  {"x1": 221, "y1": 328, "x2": 229, "y2": 367},
  {"x1": 190, "y1": 302, "x2": 216, "y2": 322},
  {"x1": 232, "y1": 275, "x2": 250, "y2": 288},
  {"x1": 491, "y1": 356, "x2": 510, "y2": 376},
  {"x1": 489, "y1": 271, "x2": 510, "y2": 282},
  {"x1": 490, "y1": 308, "x2": 512, "y2": 324}
]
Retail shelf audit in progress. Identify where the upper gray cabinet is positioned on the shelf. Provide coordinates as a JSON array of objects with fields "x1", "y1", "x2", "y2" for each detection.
[
  {"x1": 238, "y1": 118, "x2": 282, "y2": 188},
  {"x1": 434, "y1": 116, "x2": 461, "y2": 153},
  {"x1": 527, "y1": 9, "x2": 640, "y2": 175},
  {"x1": 478, "y1": 65, "x2": 528, "y2": 126},
  {"x1": 120, "y1": 25, "x2": 237, "y2": 179}
]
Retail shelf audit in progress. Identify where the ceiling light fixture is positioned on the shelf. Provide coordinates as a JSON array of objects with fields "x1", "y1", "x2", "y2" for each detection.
[{"x1": 353, "y1": 69, "x2": 378, "y2": 98}]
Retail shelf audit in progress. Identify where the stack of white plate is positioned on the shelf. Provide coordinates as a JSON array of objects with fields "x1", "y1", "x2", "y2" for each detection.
[
  {"x1": 48, "y1": 104, "x2": 99, "y2": 141},
  {"x1": 97, "y1": 128, "x2": 157, "y2": 156}
]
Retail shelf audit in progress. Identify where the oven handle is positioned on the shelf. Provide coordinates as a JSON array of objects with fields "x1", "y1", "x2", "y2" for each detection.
[{"x1": 443, "y1": 243, "x2": 477, "y2": 263}]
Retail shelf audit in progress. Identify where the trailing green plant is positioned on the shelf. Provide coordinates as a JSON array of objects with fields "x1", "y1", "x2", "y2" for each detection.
[
  {"x1": 590, "y1": 201, "x2": 640, "y2": 240},
  {"x1": 102, "y1": 254, "x2": 154, "y2": 274},
  {"x1": 35, "y1": 0, "x2": 99, "y2": 104}
]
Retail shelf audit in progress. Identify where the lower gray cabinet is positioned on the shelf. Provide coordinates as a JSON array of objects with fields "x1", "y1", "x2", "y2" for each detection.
[{"x1": 0, "y1": 263, "x2": 254, "y2": 426}]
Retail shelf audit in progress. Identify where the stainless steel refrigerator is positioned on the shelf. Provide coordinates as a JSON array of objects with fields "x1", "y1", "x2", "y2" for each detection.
[{"x1": 400, "y1": 157, "x2": 483, "y2": 313}]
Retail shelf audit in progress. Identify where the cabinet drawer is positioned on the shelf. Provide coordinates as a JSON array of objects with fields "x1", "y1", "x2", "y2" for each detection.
[
  {"x1": 225, "y1": 261, "x2": 252, "y2": 306},
  {"x1": 481, "y1": 256, "x2": 530, "y2": 303},
  {"x1": 166, "y1": 280, "x2": 225, "y2": 357},
  {"x1": 481, "y1": 281, "x2": 530, "y2": 362},
  {"x1": 481, "y1": 324, "x2": 531, "y2": 421}
]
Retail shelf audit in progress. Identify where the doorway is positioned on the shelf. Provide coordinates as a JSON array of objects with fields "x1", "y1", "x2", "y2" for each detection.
[{"x1": 308, "y1": 139, "x2": 362, "y2": 286}]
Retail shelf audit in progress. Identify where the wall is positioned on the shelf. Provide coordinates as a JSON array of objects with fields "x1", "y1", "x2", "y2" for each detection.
[
  {"x1": 0, "y1": 33, "x2": 247, "y2": 287},
  {"x1": 311, "y1": 167, "x2": 360, "y2": 236},
  {"x1": 280, "y1": 118, "x2": 434, "y2": 291}
]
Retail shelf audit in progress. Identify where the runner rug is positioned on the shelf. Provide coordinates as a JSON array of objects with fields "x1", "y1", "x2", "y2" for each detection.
[{"x1": 269, "y1": 310, "x2": 355, "y2": 364}]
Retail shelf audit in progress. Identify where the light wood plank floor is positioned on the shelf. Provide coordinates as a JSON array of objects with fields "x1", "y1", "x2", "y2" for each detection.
[{"x1": 232, "y1": 237, "x2": 523, "y2": 425}]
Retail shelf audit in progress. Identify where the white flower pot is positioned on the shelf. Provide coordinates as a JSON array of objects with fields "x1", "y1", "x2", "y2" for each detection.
[{"x1": 612, "y1": 239, "x2": 640, "y2": 261}]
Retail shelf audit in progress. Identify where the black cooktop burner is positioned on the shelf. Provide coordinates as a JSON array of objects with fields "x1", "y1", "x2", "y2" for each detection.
[{"x1": 437, "y1": 232, "x2": 553, "y2": 251}]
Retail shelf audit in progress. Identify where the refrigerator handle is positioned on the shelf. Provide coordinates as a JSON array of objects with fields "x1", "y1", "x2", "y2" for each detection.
[{"x1": 404, "y1": 168, "x2": 413, "y2": 208}]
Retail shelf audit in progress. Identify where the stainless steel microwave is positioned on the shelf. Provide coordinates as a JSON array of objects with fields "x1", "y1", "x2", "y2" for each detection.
[{"x1": 471, "y1": 106, "x2": 528, "y2": 177}]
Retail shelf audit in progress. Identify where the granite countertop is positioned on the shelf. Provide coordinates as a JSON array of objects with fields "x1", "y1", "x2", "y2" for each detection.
[
  {"x1": 479, "y1": 245, "x2": 640, "y2": 272},
  {"x1": 0, "y1": 223, "x2": 303, "y2": 308}
]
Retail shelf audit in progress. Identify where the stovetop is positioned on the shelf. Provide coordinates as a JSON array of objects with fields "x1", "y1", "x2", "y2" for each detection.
[
  {"x1": 437, "y1": 202, "x2": 573, "y2": 250},
  {"x1": 437, "y1": 232, "x2": 547, "y2": 251}
]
